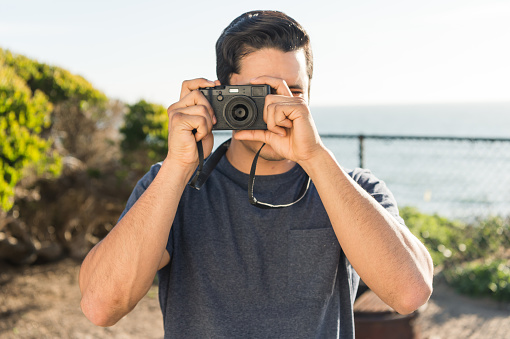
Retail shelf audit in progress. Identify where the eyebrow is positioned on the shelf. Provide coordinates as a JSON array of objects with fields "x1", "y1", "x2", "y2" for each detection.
[{"x1": 289, "y1": 84, "x2": 304, "y2": 91}]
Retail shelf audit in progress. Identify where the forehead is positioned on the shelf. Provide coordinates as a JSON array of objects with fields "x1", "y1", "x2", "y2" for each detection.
[{"x1": 234, "y1": 48, "x2": 308, "y2": 88}]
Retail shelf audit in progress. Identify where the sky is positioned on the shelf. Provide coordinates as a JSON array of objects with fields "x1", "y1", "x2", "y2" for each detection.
[{"x1": 1, "y1": 0, "x2": 509, "y2": 107}]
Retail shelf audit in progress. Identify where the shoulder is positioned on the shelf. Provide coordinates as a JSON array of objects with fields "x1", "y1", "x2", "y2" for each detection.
[
  {"x1": 347, "y1": 167, "x2": 406, "y2": 225},
  {"x1": 347, "y1": 168, "x2": 385, "y2": 192},
  {"x1": 118, "y1": 162, "x2": 163, "y2": 222},
  {"x1": 137, "y1": 162, "x2": 163, "y2": 189}
]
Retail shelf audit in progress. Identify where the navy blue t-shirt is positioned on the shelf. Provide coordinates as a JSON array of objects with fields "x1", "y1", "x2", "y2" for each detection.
[{"x1": 119, "y1": 153, "x2": 404, "y2": 338}]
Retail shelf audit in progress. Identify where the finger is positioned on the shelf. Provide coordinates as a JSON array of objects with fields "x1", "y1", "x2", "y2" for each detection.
[
  {"x1": 170, "y1": 112, "x2": 211, "y2": 142},
  {"x1": 266, "y1": 102, "x2": 288, "y2": 137},
  {"x1": 180, "y1": 78, "x2": 217, "y2": 99},
  {"x1": 264, "y1": 96, "x2": 304, "y2": 133},
  {"x1": 234, "y1": 129, "x2": 274, "y2": 144},
  {"x1": 171, "y1": 89, "x2": 217, "y2": 125},
  {"x1": 272, "y1": 103, "x2": 296, "y2": 129},
  {"x1": 250, "y1": 76, "x2": 292, "y2": 97},
  {"x1": 168, "y1": 105, "x2": 214, "y2": 135}
]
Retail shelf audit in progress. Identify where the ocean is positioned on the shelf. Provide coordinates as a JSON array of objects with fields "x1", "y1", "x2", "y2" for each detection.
[
  {"x1": 214, "y1": 102, "x2": 510, "y2": 221},
  {"x1": 311, "y1": 102, "x2": 510, "y2": 138}
]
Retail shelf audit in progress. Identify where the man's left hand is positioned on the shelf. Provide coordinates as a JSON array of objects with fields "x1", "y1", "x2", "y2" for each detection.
[{"x1": 234, "y1": 76, "x2": 325, "y2": 164}]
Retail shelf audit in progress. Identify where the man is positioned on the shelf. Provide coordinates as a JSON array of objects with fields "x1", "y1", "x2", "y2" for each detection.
[{"x1": 79, "y1": 10, "x2": 433, "y2": 338}]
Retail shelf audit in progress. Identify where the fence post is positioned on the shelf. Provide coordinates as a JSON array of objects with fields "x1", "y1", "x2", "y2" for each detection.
[{"x1": 359, "y1": 134, "x2": 365, "y2": 168}]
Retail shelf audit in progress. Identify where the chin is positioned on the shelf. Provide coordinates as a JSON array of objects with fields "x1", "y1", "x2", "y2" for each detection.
[{"x1": 241, "y1": 139, "x2": 286, "y2": 162}]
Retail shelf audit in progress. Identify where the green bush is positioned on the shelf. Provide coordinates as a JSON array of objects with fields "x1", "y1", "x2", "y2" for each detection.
[
  {"x1": 402, "y1": 206, "x2": 510, "y2": 301},
  {"x1": 0, "y1": 60, "x2": 61, "y2": 211},
  {"x1": 445, "y1": 259, "x2": 510, "y2": 302},
  {"x1": 401, "y1": 206, "x2": 467, "y2": 267},
  {"x1": 1, "y1": 49, "x2": 128, "y2": 263},
  {"x1": 0, "y1": 48, "x2": 113, "y2": 212},
  {"x1": 120, "y1": 100, "x2": 168, "y2": 172},
  {"x1": 1, "y1": 48, "x2": 106, "y2": 104}
]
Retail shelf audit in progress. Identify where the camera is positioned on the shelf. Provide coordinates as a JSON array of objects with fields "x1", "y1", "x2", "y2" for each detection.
[{"x1": 200, "y1": 85, "x2": 270, "y2": 130}]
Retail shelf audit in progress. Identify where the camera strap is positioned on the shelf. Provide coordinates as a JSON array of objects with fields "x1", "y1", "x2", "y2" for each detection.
[
  {"x1": 189, "y1": 138, "x2": 230, "y2": 190},
  {"x1": 189, "y1": 138, "x2": 310, "y2": 209},
  {"x1": 248, "y1": 143, "x2": 311, "y2": 209}
]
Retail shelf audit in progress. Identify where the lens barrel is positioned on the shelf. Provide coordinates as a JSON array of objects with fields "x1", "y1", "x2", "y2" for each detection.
[{"x1": 223, "y1": 96, "x2": 258, "y2": 129}]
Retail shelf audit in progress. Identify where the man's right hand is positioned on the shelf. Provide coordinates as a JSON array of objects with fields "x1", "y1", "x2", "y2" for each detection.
[{"x1": 166, "y1": 78, "x2": 220, "y2": 174}]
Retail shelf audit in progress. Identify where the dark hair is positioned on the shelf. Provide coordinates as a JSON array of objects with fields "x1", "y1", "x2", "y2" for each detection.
[{"x1": 216, "y1": 10, "x2": 313, "y2": 86}]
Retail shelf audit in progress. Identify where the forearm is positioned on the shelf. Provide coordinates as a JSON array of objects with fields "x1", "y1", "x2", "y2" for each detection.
[
  {"x1": 79, "y1": 159, "x2": 193, "y2": 326},
  {"x1": 300, "y1": 148, "x2": 433, "y2": 314}
]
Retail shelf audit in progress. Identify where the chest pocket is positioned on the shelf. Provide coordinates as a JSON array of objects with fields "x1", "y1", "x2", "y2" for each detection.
[{"x1": 288, "y1": 227, "x2": 341, "y2": 300}]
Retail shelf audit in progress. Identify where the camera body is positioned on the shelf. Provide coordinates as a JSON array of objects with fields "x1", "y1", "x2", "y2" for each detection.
[{"x1": 200, "y1": 85, "x2": 270, "y2": 130}]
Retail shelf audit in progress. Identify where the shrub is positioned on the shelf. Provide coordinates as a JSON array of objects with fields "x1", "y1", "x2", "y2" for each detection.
[
  {"x1": 0, "y1": 49, "x2": 127, "y2": 264},
  {"x1": 1, "y1": 48, "x2": 106, "y2": 104},
  {"x1": 402, "y1": 206, "x2": 510, "y2": 301},
  {"x1": 444, "y1": 259, "x2": 510, "y2": 302},
  {"x1": 401, "y1": 206, "x2": 467, "y2": 267},
  {"x1": 0, "y1": 59, "x2": 61, "y2": 211},
  {"x1": 120, "y1": 100, "x2": 168, "y2": 174}
]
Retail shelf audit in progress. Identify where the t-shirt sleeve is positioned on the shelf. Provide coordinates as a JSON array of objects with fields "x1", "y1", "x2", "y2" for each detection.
[
  {"x1": 117, "y1": 162, "x2": 174, "y2": 255},
  {"x1": 349, "y1": 168, "x2": 406, "y2": 226}
]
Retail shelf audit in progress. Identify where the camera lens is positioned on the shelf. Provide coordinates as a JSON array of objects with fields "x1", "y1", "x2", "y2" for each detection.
[
  {"x1": 233, "y1": 104, "x2": 248, "y2": 121},
  {"x1": 223, "y1": 96, "x2": 257, "y2": 129}
]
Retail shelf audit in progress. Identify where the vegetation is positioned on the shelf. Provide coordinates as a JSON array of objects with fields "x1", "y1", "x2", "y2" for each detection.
[
  {"x1": 120, "y1": 100, "x2": 168, "y2": 174},
  {"x1": 1, "y1": 49, "x2": 106, "y2": 104},
  {"x1": 402, "y1": 206, "x2": 510, "y2": 302},
  {"x1": 0, "y1": 49, "x2": 128, "y2": 264},
  {"x1": 0, "y1": 50, "x2": 61, "y2": 211},
  {"x1": 445, "y1": 259, "x2": 510, "y2": 301}
]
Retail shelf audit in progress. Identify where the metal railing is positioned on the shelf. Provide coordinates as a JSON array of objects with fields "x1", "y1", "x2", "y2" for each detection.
[{"x1": 321, "y1": 134, "x2": 510, "y2": 221}]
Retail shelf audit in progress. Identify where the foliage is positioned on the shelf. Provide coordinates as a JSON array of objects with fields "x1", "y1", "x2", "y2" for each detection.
[
  {"x1": 402, "y1": 206, "x2": 510, "y2": 301},
  {"x1": 0, "y1": 58, "x2": 61, "y2": 211},
  {"x1": 1, "y1": 49, "x2": 128, "y2": 264},
  {"x1": 0, "y1": 47, "x2": 113, "y2": 212},
  {"x1": 444, "y1": 259, "x2": 510, "y2": 302},
  {"x1": 401, "y1": 207, "x2": 467, "y2": 267},
  {"x1": 1, "y1": 48, "x2": 106, "y2": 105},
  {"x1": 120, "y1": 100, "x2": 168, "y2": 172}
]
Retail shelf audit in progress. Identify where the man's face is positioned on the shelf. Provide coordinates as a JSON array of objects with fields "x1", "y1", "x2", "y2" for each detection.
[{"x1": 229, "y1": 48, "x2": 310, "y2": 161}]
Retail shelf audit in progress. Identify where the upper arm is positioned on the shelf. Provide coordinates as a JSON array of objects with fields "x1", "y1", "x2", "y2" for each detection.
[
  {"x1": 158, "y1": 250, "x2": 171, "y2": 270},
  {"x1": 350, "y1": 168, "x2": 405, "y2": 226}
]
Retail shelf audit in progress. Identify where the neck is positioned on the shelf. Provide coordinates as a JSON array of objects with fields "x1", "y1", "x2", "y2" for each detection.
[{"x1": 225, "y1": 137, "x2": 296, "y2": 175}]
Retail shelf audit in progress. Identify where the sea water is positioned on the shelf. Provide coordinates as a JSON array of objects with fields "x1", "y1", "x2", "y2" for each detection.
[{"x1": 311, "y1": 102, "x2": 510, "y2": 138}]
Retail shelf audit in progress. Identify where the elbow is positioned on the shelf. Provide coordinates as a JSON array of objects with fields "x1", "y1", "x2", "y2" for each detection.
[
  {"x1": 394, "y1": 247, "x2": 434, "y2": 315},
  {"x1": 80, "y1": 293, "x2": 127, "y2": 327},
  {"x1": 393, "y1": 280, "x2": 433, "y2": 315}
]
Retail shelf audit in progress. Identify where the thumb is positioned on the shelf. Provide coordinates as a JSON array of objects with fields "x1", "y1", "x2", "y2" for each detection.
[{"x1": 233, "y1": 130, "x2": 272, "y2": 144}]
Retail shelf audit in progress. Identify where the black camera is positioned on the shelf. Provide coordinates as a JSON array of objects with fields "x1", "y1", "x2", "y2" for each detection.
[{"x1": 200, "y1": 85, "x2": 270, "y2": 130}]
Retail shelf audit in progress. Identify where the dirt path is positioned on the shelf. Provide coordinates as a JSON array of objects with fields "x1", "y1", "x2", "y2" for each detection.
[
  {"x1": 0, "y1": 259, "x2": 163, "y2": 339},
  {"x1": 1, "y1": 259, "x2": 509, "y2": 338},
  {"x1": 415, "y1": 276, "x2": 510, "y2": 339}
]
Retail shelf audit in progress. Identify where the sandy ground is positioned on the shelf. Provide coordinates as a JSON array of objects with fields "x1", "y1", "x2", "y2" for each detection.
[{"x1": 1, "y1": 259, "x2": 509, "y2": 339}]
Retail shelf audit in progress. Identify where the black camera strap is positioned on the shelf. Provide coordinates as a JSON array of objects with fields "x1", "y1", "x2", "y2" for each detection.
[
  {"x1": 189, "y1": 138, "x2": 230, "y2": 190},
  {"x1": 248, "y1": 143, "x2": 311, "y2": 209},
  {"x1": 189, "y1": 138, "x2": 310, "y2": 209}
]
